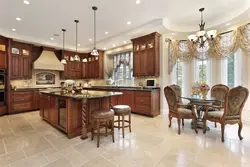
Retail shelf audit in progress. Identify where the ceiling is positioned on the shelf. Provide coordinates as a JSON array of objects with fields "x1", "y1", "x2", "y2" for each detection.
[{"x1": 0, "y1": 0, "x2": 249, "y2": 52}]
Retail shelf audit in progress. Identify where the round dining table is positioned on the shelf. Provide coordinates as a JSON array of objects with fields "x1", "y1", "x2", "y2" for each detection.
[{"x1": 180, "y1": 95, "x2": 221, "y2": 130}]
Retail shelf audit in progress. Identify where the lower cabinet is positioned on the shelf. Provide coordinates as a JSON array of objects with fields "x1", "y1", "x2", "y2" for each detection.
[
  {"x1": 9, "y1": 90, "x2": 40, "y2": 114},
  {"x1": 40, "y1": 94, "x2": 58, "y2": 125}
]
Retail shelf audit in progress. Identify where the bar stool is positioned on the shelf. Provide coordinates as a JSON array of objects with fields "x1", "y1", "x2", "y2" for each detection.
[
  {"x1": 113, "y1": 105, "x2": 131, "y2": 138},
  {"x1": 91, "y1": 109, "x2": 115, "y2": 148}
]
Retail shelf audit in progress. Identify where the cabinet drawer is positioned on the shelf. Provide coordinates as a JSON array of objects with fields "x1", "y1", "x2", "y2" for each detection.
[
  {"x1": 135, "y1": 97, "x2": 151, "y2": 106},
  {"x1": 13, "y1": 102, "x2": 32, "y2": 112},
  {"x1": 135, "y1": 91, "x2": 151, "y2": 97},
  {"x1": 134, "y1": 105, "x2": 150, "y2": 115},
  {"x1": 13, "y1": 94, "x2": 32, "y2": 103}
]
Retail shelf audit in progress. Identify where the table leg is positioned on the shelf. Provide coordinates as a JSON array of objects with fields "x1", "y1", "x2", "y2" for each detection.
[
  {"x1": 81, "y1": 99, "x2": 88, "y2": 140},
  {"x1": 191, "y1": 107, "x2": 210, "y2": 130}
]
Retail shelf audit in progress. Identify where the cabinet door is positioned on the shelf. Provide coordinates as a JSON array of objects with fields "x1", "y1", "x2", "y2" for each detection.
[
  {"x1": 133, "y1": 52, "x2": 140, "y2": 77},
  {"x1": 81, "y1": 62, "x2": 88, "y2": 79},
  {"x1": 43, "y1": 96, "x2": 50, "y2": 119},
  {"x1": 10, "y1": 55, "x2": 20, "y2": 79},
  {"x1": 49, "y1": 96, "x2": 58, "y2": 124},
  {"x1": 0, "y1": 51, "x2": 6, "y2": 69},
  {"x1": 145, "y1": 49, "x2": 155, "y2": 76},
  {"x1": 120, "y1": 91, "x2": 135, "y2": 111},
  {"x1": 21, "y1": 57, "x2": 31, "y2": 79}
]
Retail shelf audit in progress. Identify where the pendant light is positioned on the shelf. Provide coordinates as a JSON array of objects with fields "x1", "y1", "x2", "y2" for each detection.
[
  {"x1": 90, "y1": 6, "x2": 99, "y2": 56},
  {"x1": 61, "y1": 29, "x2": 67, "y2": 64},
  {"x1": 74, "y1": 20, "x2": 81, "y2": 61}
]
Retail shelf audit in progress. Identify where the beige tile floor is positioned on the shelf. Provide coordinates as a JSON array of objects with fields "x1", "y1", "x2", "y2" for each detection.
[{"x1": 0, "y1": 111, "x2": 250, "y2": 167}]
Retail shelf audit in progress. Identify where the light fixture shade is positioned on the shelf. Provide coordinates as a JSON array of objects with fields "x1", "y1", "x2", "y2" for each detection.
[
  {"x1": 196, "y1": 30, "x2": 206, "y2": 37},
  {"x1": 74, "y1": 54, "x2": 80, "y2": 61},
  {"x1": 188, "y1": 34, "x2": 198, "y2": 42},
  {"x1": 207, "y1": 30, "x2": 217, "y2": 38},
  {"x1": 82, "y1": 58, "x2": 88, "y2": 62},
  {"x1": 61, "y1": 59, "x2": 67, "y2": 64},
  {"x1": 91, "y1": 49, "x2": 99, "y2": 56}
]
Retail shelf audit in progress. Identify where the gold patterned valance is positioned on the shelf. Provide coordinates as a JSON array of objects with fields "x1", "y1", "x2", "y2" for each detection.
[{"x1": 167, "y1": 23, "x2": 250, "y2": 74}]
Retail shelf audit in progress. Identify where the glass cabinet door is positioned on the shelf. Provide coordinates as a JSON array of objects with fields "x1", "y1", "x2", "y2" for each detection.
[{"x1": 58, "y1": 98, "x2": 67, "y2": 129}]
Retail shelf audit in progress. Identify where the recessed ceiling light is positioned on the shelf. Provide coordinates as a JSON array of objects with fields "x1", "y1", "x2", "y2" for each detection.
[
  {"x1": 136, "y1": 0, "x2": 141, "y2": 4},
  {"x1": 16, "y1": 17, "x2": 22, "y2": 21},
  {"x1": 113, "y1": 44, "x2": 116, "y2": 47},
  {"x1": 50, "y1": 37, "x2": 54, "y2": 40},
  {"x1": 103, "y1": 48, "x2": 106, "y2": 50},
  {"x1": 105, "y1": 32, "x2": 108, "y2": 34},
  {"x1": 127, "y1": 21, "x2": 131, "y2": 25},
  {"x1": 78, "y1": 44, "x2": 80, "y2": 46},
  {"x1": 171, "y1": 33, "x2": 175, "y2": 35},
  {"x1": 124, "y1": 41, "x2": 127, "y2": 44},
  {"x1": 226, "y1": 23, "x2": 230, "y2": 26},
  {"x1": 23, "y1": 0, "x2": 30, "y2": 4},
  {"x1": 89, "y1": 38, "x2": 92, "y2": 41},
  {"x1": 12, "y1": 29, "x2": 16, "y2": 32}
]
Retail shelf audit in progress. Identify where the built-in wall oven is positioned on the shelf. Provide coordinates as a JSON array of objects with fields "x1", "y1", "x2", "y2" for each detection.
[{"x1": 0, "y1": 69, "x2": 6, "y2": 106}]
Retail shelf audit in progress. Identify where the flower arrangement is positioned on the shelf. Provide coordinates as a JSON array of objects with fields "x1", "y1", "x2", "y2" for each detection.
[
  {"x1": 192, "y1": 82, "x2": 201, "y2": 95},
  {"x1": 200, "y1": 84, "x2": 210, "y2": 99}
]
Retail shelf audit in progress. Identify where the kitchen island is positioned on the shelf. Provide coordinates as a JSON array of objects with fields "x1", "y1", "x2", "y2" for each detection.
[{"x1": 39, "y1": 90, "x2": 122, "y2": 139}]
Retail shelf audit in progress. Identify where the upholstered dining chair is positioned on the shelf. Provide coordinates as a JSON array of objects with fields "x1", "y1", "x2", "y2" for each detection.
[
  {"x1": 210, "y1": 84, "x2": 230, "y2": 127},
  {"x1": 164, "y1": 86, "x2": 198, "y2": 134},
  {"x1": 170, "y1": 84, "x2": 186, "y2": 126},
  {"x1": 203, "y1": 86, "x2": 249, "y2": 142}
]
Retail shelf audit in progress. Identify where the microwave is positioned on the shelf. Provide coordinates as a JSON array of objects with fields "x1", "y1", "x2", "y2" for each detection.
[{"x1": 146, "y1": 79, "x2": 156, "y2": 88}]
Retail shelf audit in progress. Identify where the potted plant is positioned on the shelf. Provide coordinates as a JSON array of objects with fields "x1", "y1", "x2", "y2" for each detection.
[{"x1": 105, "y1": 67, "x2": 114, "y2": 85}]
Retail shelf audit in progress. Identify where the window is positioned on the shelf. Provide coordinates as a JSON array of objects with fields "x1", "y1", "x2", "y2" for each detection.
[
  {"x1": 227, "y1": 55, "x2": 235, "y2": 87},
  {"x1": 113, "y1": 51, "x2": 133, "y2": 85},
  {"x1": 195, "y1": 60, "x2": 210, "y2": 84},
  {"x1": 176, "y1": 59, "x2": 183, "y2": 87}
]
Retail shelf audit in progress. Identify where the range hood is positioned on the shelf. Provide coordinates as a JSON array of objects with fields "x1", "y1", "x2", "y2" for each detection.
[{"x1": 33, "y1": 47, "x2": 64, "y2": 71}]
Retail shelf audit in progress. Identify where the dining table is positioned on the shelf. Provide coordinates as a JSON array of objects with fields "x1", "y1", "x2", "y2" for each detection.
[{"x1": 180, "y1": 95, "x2": 222, "y2": 130}]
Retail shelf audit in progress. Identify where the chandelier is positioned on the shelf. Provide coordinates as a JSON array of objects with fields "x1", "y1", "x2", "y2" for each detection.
[{"x1": 188, "y1": 8, "x2": 217, "y2": 48}]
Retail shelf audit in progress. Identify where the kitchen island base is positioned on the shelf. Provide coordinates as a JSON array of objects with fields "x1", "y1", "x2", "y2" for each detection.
[{"x1": 40, "y1": 91, "x2": 121, "y2": 139}]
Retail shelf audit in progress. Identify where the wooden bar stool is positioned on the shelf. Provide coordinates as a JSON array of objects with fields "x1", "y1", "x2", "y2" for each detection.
[
  {"x1": 91, "y1": 109, "x2": 115, "y2": 148},
  {"x1": 113, "y1": 105, "x2": 131, "y2": 138}
]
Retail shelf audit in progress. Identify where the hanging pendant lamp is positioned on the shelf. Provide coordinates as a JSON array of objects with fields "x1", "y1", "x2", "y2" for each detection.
[
  {"x1": 91, "y1": 6, "x2": 99, "y2": 56},
  {"x1": 74, "y1": 20, "x2": 81, "y2": 61},
  {"x1": 61, "y1": 29, "x2": 67, "y2": 64}
]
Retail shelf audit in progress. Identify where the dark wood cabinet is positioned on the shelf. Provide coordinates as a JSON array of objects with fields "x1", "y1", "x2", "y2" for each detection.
[
  {"x1": 87, "y1": 51, "x2": 104, "y2": 79},
  {"x1": 131, "y1": 32, "x2": 161, "y2": 77},
  {"x1": 10, "y1": 42, "x2": 32, "y2": 80},
  {"x1": 0, "y1": 36, "x2": 7, "y2": 69},
  {"x1": 9, "y1": 90, "x2": 40, "y2": 114},
  {"x1": 118, "y1": 91, "x2": 135, "y2": 111}
]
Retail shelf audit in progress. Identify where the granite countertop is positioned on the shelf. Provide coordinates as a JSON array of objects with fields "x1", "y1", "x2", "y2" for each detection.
[
  {"x1": 9, "y1": 87, "x2": 61, "y2": 92},
  {"x1": 84, "y1": 86, "x2": 160, "y2": 91},
  {"x1": 40, "y1": 90, "x2": 123, "y2": 99}
]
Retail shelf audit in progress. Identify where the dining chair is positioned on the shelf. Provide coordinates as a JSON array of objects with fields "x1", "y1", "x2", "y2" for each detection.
[
  {"x1": 164, "y1": 86, "x2": 198, "y2": 134},
  {"x1": 170, "y1": 84, "x2": 186, "y2": 126},
  {"x1": 210, "y1": 84, "x2": 230, "y2": 127},
  {"x1": 203, "y1": 86, "x2": 249, "y2": 142}
]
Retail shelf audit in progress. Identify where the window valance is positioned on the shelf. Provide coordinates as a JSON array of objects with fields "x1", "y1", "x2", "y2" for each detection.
[{"x1": 167, "y1": 23, "x2": 250, "y2": 74}]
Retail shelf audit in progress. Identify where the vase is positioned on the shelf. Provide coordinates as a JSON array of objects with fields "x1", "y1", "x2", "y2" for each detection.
[
  {"x1": 106, "y1": 78, "x2": 113, "y2": 85},
  {"x1": 201, "y1": 89, "x2": 209, "y2": 100}
]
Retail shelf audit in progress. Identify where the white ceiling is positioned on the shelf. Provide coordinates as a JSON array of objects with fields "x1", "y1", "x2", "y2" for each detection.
[{"x1": 0, "y1": 0, "x2": 249, "y2": 52}]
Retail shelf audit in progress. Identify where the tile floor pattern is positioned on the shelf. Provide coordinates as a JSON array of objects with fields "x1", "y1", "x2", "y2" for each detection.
[{"x1": 0, "y1": 111, "x2": 250, "y2": 167}]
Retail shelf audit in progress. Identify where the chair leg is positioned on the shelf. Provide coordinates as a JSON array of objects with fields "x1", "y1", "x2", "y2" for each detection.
[
  {"x1": 221, "y1": 123, "x2": 225, "y2": 142},
  {"x1": 111, "y1": 119, "x2": 115, "y2": 143},
  {"x1": 215, "y1": 122, "x2": 217, "y2": 128},
  {"x1": 122, "y1": 114, "x2": 125, "y2": 138},
  {"x1": 177, "y1": 118, "x2": 181, "y2": 134},
  {"x1": 203, "y1": 119, "x2": 207, "y2": 134},
  {"x1": 168, "y1": 115, "x2": 172, "y2": 128},
  {"x1": 118, "y1": 115, "x2": 120, "y2": 130},
  {"x1": 91, "y1": 120, "x2": 94, "y2": 141},
  {"x1": 182, "y1": 118, "x2": 184, "y2": 126},
  {"x1": 238, "y1": 122, "x2": 243, "y2": 140},
  {"x1": 194, "y1": 119, "x2": 198, "y2": 134},
  {"x1": 96, "y1": 120, "x2": 100, "y2": 148},
  {"x1": 129, "y1": 113, "x2": 132, "y2": 133}
]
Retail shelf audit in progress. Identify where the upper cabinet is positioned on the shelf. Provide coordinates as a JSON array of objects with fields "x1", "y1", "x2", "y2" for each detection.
[
  {"x1": 10, "y1": 41, "x2": 32, "y2": 79},
  {"x1": 0, "y1": 36, "x2": 7, "y2": 69},
  {"x1": 131, "y1": 32, "x2": 161, "y2": 77},
  {"x1": 60, "y1": 50, "x2": 104, "y2": 80}
]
